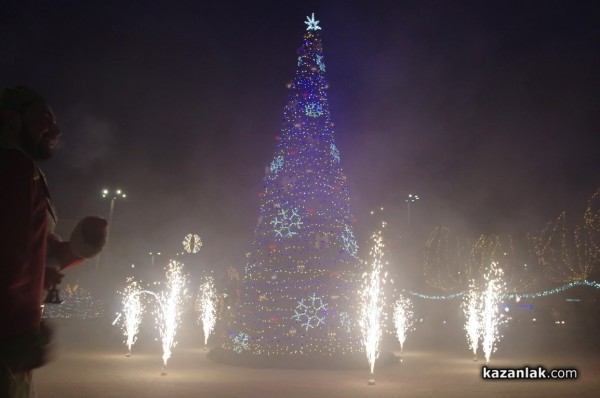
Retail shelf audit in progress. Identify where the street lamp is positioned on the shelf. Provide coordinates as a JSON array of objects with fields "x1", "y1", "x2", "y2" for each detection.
[
  {"x1": 102, "y1": 188, "x2": 127, "y2": 226},
  {"x1": 97, "y1": 188, "x2": 127, "y2": 271},
  {"x1": 405, "y1": 193, "x2": 420, "y2": 226},
  {"x1": 149, "y1": 251, "x2": 162, "y2": 267}
]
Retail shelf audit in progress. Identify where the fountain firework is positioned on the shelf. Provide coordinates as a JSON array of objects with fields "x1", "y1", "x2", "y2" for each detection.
[
  {"x1": 393, "y1": 294, "x2": 414, "y2": 354},
  {"x1": 119, "y1": 278, "x2": 146, "y2": 357},
  {"x1": 155, "y1": 260, "x2": 187, "y2": 375},
  {"x1": 359, "y1": 227, "x2": 388, "y2": 385},
  {"x1": 463, "y1": 279, "x2": 481, "y2": 361},
  {"x1": 197, "y1": 277, "x2": 217, "y2": 349},
  {"x1": 481, "y1": 262, "x2": 506, "y2": 363}
]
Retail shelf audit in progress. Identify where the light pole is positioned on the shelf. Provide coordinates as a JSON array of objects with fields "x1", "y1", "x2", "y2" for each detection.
[
  {"x1": 102, "y1": 188, "x2": 127, "y2": 227},
  {"x1": 149, "y1": 251, "x2": 162, "y2": 268},
  {"x1": 97, "y1": 188, "x2": 127, "y2": 271},
  {"x1": 405, "y1": 193, "x2": 420, "y2": 227}
]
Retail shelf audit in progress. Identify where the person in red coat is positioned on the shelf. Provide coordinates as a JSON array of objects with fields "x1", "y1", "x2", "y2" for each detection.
[{"x1": 0, "y1": 86, "x2": 108, "y2": 397}]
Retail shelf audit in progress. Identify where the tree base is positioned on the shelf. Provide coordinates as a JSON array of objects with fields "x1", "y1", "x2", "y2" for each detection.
[{"x1": 207, "y1": 346, "x2": 399, "y2": 370}]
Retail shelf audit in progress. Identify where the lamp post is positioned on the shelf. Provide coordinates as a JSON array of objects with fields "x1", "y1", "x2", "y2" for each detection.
[
  {"x1": 97, "y1": 188, "x2": 127, "y2": 271},
  {"x1": 405, "y1": 193, "x2": 420, "y2": 227},
  {"x1": 149, "y1": 251, "x2": 162, "y2": 268},
  {"x1": 102, "y1": 188, "x2": 127, "y2": 227}
]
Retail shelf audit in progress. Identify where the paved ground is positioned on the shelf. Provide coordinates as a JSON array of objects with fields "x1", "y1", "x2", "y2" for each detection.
[{"x1": 33, "y1": 326, "x2": 599, "y2": 398}]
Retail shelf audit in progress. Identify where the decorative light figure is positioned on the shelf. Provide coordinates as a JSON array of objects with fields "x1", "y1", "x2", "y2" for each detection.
[
  {"x1": 342, "y1": 224, "x2": 359, "y2": 258},
  {"x1": 330, "y1": 143, "x2": 340, "y2": 163},
  {"x1": 305, "y1": 102, "x2": 324, "y2": 117},
  {"x1": 292, "y1": 293, "x2": 328, "y2": 331},
  {"x1": 120, "y1": 278, "x2": 145, "y2": 357},
  {"x1": 197, "y1": 277, "x2": 217, "y2": 349},
  {"x1": 304, "y1": 13, "x2": 321, "y2": 31},
  {"x1": 463, "y1": 280, "x2": 481, "y2": 361},
  {"x1": 270, "y1": 155, "x2": 285, "y2": 174},
  {"x1": 182, "y1": 233, "x2": 202, "y2": 253},
  {"x1": 155, "y1": 260, "x2": 187, "y2": 375},
  {"x1": 481, "y1": 262, "x2": 506, "y2": 363},
  {"x1": 271, "y1": 208, "x2": 303, "y2": 237},
  {"x1": 231, "y1": 332, "x2": 250, "y2": 353},
  {"x1": 393, "y1": 294, "x2": 414, "y2": 355},
  {"x1": 360, "y1": 228, "x2": 388, "y2": 385}
]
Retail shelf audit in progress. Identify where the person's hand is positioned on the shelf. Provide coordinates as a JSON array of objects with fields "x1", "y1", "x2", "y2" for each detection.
[
  {"x1": 69, "y1": 215, "x2": 109, "y2": 259},
  {"x1": 80, "y1": 216, "x2": 108, "y2": 248}
]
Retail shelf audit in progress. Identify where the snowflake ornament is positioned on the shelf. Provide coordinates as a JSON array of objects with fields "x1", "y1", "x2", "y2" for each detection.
[
  {"x1": 292, "y1": 293, "x2": 328, "y2": 331},
  {"x1": 231, "y1": 332, "x2": 250, "y2": 353},
  {"x1": 305, "y1": 102, "x2": 324, "y2": 117},
  {"x1": 339, "y1": 311, "x2": 352, "y2": 333},
  {"x1": 271, "y1": 208, "x2": 303, "y2": 238},
  {"x1": 182, "y1": 233, "x2": 202, "y2": 253},
  {"x1": 330, "y1": 143, "x2": 340, "y2": 163},
  {"x1": 342, "y1": 225, "x2": 358, "y2": 258},
  {"x1": 305, "y1": 13, "x2": 322, "y2": 31},
  {"x1": 270, "y1": 155, "x2": 284, "y2": 174},
  {"x1": 316, "y1": 54, "x2": 326, "y2": 72}
]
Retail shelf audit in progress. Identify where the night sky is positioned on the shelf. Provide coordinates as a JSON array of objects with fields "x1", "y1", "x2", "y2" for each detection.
[{"x1": 2, "y1": 0, "x2": 598, "y2": 278}]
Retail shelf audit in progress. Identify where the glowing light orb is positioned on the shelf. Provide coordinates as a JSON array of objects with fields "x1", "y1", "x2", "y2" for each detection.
[
  {"x1": 360, "y1": 229, "x2": 388, "y2": 382},
  {"x1": 182, "y1": 233, "x2": 202, "y2": 253},
  {"x1": 197, "y1": 277, "x2": 217, "y2": 348}
]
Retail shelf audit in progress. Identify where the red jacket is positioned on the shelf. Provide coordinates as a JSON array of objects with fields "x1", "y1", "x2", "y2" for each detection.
[{"x1": 0, "y1": 148, "x2": 52, "y2": 339}]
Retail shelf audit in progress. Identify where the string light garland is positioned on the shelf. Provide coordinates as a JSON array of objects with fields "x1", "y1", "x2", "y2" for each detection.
[
  {"x1": 43, "y1": 283, "x2": 104, "y2": 319},
  {"x1": 529, "y1": 189, "x2": 599, "y2": 282},
  {"x1": 424, "y1": 227, "x2": 534, "y2": 294},
  {"x1": 408, "y1": 279, "x2": 600, "y2": 300}
]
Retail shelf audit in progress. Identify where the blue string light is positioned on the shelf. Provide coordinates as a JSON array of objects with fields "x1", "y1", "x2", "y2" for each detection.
[{"x1": 407, "y1": 280, "x2": 600, "y2": 300}]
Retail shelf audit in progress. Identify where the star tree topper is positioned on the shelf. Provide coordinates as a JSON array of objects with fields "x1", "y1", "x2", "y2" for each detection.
[{"x1": 305, "y1": 13, "x2": 322, "y2": 31}]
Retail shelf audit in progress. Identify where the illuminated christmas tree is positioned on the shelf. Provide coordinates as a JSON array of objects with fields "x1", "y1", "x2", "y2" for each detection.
[{"x1": 225, "y1": 14, "x2": 362, "y2": 361}]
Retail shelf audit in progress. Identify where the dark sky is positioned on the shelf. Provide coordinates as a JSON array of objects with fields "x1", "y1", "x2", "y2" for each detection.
[{"x1": 2, "y1": 0, "x2": 598, "y2": 277}]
